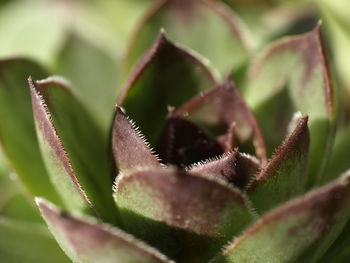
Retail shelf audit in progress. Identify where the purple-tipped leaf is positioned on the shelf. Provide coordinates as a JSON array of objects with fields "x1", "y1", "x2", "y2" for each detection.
[
  {"x1": 119, "y1": 30, "x2": 217, "y2": 145},
  {"x1": 212, "y1": 171, "x2": 350, "y2": 263},
  {"x1": 29, "y1": 77, "x2": 117, "y2": 223},
  {"x1": 114, "y1": 168, "x2": 255, "y2": 262},
  {"x1": 244, "y1": 24, "x2": 334, "y2": 185},
  {"x1": 176, "y1": 75, "x2": 266, "y2": 163},
  {"x1": 247, "y1": 116, "x2": 310, "y2": 213},
  {"x1": 187, "y1": 150, "x2": 259, "y2": 188},
  {"x1": 112, "y1": 106, "x2": 162, "y2": 175},
  {"x1": 36, "y1": 198, "x2": 173, "y2": 263},
  {"x1": 29, "y1": 77, "x2": 92, "y2": 213}
]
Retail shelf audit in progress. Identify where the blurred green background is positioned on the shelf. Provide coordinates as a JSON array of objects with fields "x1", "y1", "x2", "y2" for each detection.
[{"x1": 0, "y1": 0, "x2": 350, "y2": 261}]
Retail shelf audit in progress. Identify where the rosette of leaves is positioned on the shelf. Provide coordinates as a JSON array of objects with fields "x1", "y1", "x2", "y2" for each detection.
[{"x1": 1, "y1": 1, "x2": 350, "y2": 263}]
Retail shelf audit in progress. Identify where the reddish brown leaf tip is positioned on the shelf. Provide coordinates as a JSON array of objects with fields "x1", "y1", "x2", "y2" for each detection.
[
  {"x1": 187, "y1": 151, "x2": 238, "y2": 184},
  {"x1": 29, "y1": 78, "x2": 92, "y2": 208},
  {"x1": 112, "y1": 106, "x2": 162, "y2": 175},
  {"x1": 247, "y1": 116, "x2": 309, "y2": 193},
  {"x1": 175, "y1": 75, "x2": 266, "y2": 162},
  {"x1": 119, "y1": 30, "x2": 217, "y2": 104}
]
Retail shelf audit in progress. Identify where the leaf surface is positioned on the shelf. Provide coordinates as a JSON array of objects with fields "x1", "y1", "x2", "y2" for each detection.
[
  {"x1": 247, "y1": 116, "x2": 310, "y2": 213},
  {"x1": 0, "y1": 218, "x2": 70, "y2": 263},
  {"x1": 213, "y1": 171, "x2": 350, "y2": 263},
  {"x1": 37, "y1": 198, "x2": 173, "y2": 263},
  {"x1": 125, "y1": 0, "x2": 252, "y2": 75},
  {"x1": 112, "y1": 106, "x2": 162, "y2": 175},
  {"x1": 176, "y1": 76, "x2": 266, "y2": 162},
  {"x1": 0, "y1": 59, "x2": 60, "y2": 203},
  {"x1": 55, "y1": 34, "x2": 119, "y2": 133},
  {"x1": 243, "y1": 25, "x2": 334, "y2": 185},
  {"x1": 119, "y1": 31, "x2": 217, "y2": 145},
  {"x1": 29, "y1": 77, "x2": 117, "y2": 223},
  {"x1": 114, "y1": 168, "x2": 255, "y2": 262}
]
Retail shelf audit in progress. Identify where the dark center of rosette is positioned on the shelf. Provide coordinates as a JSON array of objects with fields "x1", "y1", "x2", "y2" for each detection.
[{"x1": 156, "y1": 116, "x2": 224, "y2": 167}]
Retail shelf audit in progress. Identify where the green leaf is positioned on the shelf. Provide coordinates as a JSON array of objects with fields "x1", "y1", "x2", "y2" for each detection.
[
  {"x1": 112, "y1": 106, "x2": 163, "y2": 175},
  {"x1": 243, "y1": 25, "x2": 334, "y2": 186},
  {"x1": 0, "y1": 1, "x2": 66, "y2": 65},
  {"x1": 324, "y1": 126, "x2": 350, "y2": 183},
  {"x1": 0, "y1": 59, "x2": 61, "y2": 203},
  {"x1": 29, "y1": 77, "x2": 117, "y2": 223},
  {"x1": 55, "y1": 34, "x2": 119, "y2": 133},
  {"x1": 114, "y1": 168, "x2": 255, "y2": 262},
  {"x1": 175, "y1": 76, "x2": 266, "y2": 162},
  {"x1": 119, "y1": 31, "x2": 217, "y2": 145},
  {"x1": 318, "y1": 0, "x2": 350, "y2": 95},
  {"x1": 212, "y1": 171, "x2": 350, "y2": 263},
  {"x1": 29, "y1": 77, "x2": 93, "y2": 215},
  {"x1": 247, "y1": 116, "x2": 309, "y2": 213},
  {"x1": 36, "y1": 198, "x2": 173, "y2": 263},
  {"x1": 124, "y1": 0, "x2": 252, "y2": 76},
  {"x1": 0, "y1": 217, "x2": 70, "y2": 263}
]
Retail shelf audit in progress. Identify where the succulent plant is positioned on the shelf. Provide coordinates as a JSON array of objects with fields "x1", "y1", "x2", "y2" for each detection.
[{"x1": 1, "y1": 0, "x2": 350, "y2": 263}]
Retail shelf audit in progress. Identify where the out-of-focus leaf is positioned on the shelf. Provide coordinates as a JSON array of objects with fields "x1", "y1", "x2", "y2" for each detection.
[
  {"x1": 0, "y1": 1, "x2": 66, "y2": 66},
  {"x1": 119, "y1": 31, "x2": 217, "y2": 145},
  {"x1": 112, "y1": 106, "x2": 163, "y2": 175},
  {"x1": 0, "y1": 217, "x2": 70, "y2": 263},
  {"x1": 318, "y1": 0, "x2": 350, "y2": 96},
  {"x1": 124, "y1": 0, "x2": 252, "y2": 76},
  {"x1": 175, "y1": 76, "x2": 266, "y2": 163},
  {"x1": 247, "y1": 116, "x2": 309, "y2": 213},
  {"x1": 55, "y1": 34, "x2": 119, "y2": 133},
  {"x1": 156, "y1": 117, "x2": 224, "y2": 166},
  {"x1": 37, "y1": 198, "x2": 173, "y2": 263},
  {"x1": 29, "y1": 77, "x2": 117, "y2": 223},
  {"x1": 243, "y1": 25, "x2": 334, "y2": 186},
  {"x1": 1, "y1": 193, "x2": 42, "y2": 223},
  {"x1": 0, "y1": 59, "x2": 61, "y2": 203},
  {"x1": 323, "y1": 126, "x2": 350, "y2": 183},
  {"x1": 212, "y1": 171, "x2": 350, "y2": 263},
  {"x1": 114, "y1": 168, "x2": 255, "y2": 262}
]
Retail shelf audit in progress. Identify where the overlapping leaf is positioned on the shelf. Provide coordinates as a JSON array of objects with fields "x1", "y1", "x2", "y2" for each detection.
[
  {"x1": 243, "y1": 24, "x2": 334, "y2": 186},
  {"x1": 175, "y1": 75, "x2": 266, "y2": 163},
  {"x1": 37, "y1": 198, "x2": 173, "y2": 263},
  {"x1": 213, "y1": 171, "x2": 350, "y2": 263},
  {"x1": 0, "y1": 59, "x2": 60, "y2": 203},
  {"x1": 55, "y1": 34, "x2": 119, "y2": 133},
  {"x1": 124, "y1": 0, "x2": 252, "y2": 75},
  {"x1": 0, "y1": 218, "x2": 70, "y2": 263},
  {"x1": 29, "y1": 77, "x2": 117, "y2": 223},
  {"x1": 247, "y1": 116, "x2": 310, "y2": 213},
  {"x1": 119, "y1": 31, "x2": 217, "y2": 145},
  {"x1": 114, "y1": 168, "x2": 255, "y2": 262}
]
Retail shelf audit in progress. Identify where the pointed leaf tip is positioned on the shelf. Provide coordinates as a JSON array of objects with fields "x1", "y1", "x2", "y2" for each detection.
[
  {"x1": 176, "y1": 76, "x2": 266, "y2": 162},
  {"x1": 29, "y1": 78, "x2": 93, "y2": 212},
  {"x1": 112, "y1": 106, "x2": 162, "y2": 175},
  {"x1": 119, "y1": 28, "x2": 217, "y2": 145},
  {"x1": 247, "y1": 115, "x2": 309, "y2": 213},
  {"x1": 36, "y1": 198, "x2": 173, "y2": 263}
]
